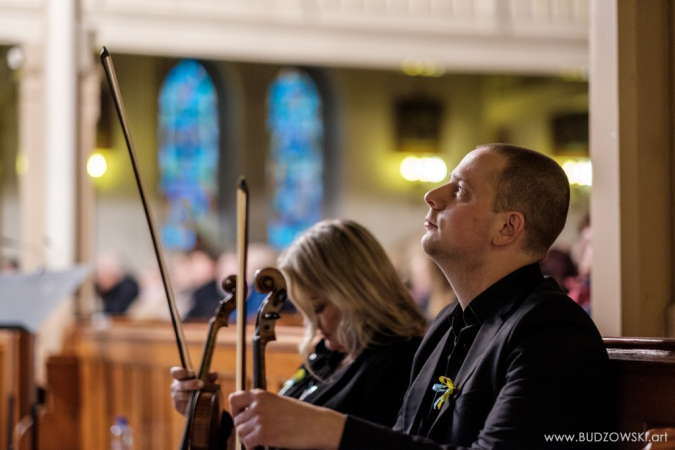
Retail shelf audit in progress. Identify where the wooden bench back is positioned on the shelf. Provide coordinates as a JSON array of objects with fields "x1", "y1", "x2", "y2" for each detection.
[{"x1": 605, "y1": 338, "x2": 675, "y2": 449}]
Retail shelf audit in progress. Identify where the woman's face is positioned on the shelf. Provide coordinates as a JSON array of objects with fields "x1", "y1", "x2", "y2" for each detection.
[{"x1": 307, "y1": 292, "x2": 346, "y2": 353}]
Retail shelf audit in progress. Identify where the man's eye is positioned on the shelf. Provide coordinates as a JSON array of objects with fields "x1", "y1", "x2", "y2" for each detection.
[{"x1": 455, "y1": 186, "x2": 464, "y2": 197}]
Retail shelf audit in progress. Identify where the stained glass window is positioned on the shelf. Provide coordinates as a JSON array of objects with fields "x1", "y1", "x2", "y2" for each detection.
[
  {"x1": 158, "y1": 60, "x2": 219, "y2": 250},
  {"x1": 267, "y1": 69, "x2": 324, "y2": 249}
]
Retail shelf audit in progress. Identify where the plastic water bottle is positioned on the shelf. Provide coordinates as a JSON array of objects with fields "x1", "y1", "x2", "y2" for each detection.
[{"x1": 110, "y1": 416, "x2": 133, "y2": 450}]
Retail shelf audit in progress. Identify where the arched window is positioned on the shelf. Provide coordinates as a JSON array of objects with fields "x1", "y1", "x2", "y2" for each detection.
[
  {"x1": 158, "y1": 60, "x2": 219, "y2": 250},
  {"x1": 267, "y1": 69, "x2": 324, "y2": 249}
]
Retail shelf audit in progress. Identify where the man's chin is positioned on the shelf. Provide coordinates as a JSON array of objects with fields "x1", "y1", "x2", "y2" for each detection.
[{"x1": 421, "y1": 234, "x2": 438, "y2": 257}]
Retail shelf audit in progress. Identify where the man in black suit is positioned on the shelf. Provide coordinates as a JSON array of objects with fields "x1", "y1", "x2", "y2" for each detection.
[{"x1": 230, "y1": 144, "x2": 611, "y2": 449}]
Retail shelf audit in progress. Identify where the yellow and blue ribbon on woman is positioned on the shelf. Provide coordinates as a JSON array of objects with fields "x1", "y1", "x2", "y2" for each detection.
[
  {"x1": 278, "y1": 367, "x2": 307, "y2": 395},
  {"x1": 432, "y1": 376, "x2": 455, "y2": 410}
]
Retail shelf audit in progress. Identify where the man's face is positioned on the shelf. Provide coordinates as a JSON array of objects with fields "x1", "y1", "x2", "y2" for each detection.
[{"x1": 422, "y1": 148, "x2": 507, "y2": 268}]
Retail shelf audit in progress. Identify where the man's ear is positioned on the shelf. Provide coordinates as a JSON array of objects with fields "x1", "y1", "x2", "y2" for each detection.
[{"x1": 493, "y1": 212, "x2": 525, "y2": 247}]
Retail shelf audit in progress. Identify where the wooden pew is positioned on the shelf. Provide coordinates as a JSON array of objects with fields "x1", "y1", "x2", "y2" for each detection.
[
  {"x1": 605, "y1": 338, "x2": 675, "y2": 450},
  {"x1": 41, "y1": 325, "x2": 675, "y2": 450},
  {"x1": 0, "y1": 327, "x2": 35, "y2": 450},
  {"x1": 40, "y1": 320, "x2": 303, "y2": 450}
]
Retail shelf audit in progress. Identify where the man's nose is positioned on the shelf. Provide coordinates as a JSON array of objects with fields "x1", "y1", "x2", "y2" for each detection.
[{"x1": 424, "y1": 185, "x2": 445, "y2": 209}]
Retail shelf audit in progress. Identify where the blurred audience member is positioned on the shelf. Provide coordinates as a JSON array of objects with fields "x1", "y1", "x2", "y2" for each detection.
[
  {"x1": 129, "y1": 251, "x2": 208, "y2": 321},
  {"x1": 185, "y1": 248, "x2": 224, "y2": 320},
  {"x1": 215, "y1": 243, "x2": 293, "y2": 323},
  {"x1": 129, "y1": 241, "x2": 298, "y2": 323},
  {"x1": 540, "y1": 248, "x2": 577, "y2": 290},
  {"x1": 1, "y1": 258, "x2": 19, "y2": 274},
  {"x1": 128, "y1": 261, "x2": 167, "y2": 320},
  {"x1": 567, "y1": 221, "x2": 592, "y2": 314},
  {"x1": 95, "y1": 252, "x2": 140, "y2": 314}
]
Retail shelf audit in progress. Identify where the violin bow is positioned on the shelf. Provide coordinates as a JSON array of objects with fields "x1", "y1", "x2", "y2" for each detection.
[
  {"x1": 235, "y1": 178, "x2": 249, "y2": 450},
  {"x1": 99, "y1": 47, "x2": 194, "y2": 372},
  {"x1": 103, "y1": 47, "x2": 254, "y2": 449}
]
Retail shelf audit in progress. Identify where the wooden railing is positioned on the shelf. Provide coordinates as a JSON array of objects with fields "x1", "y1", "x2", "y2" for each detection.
[{"x1": 40, "y1": 320, "x2": 303, "y2": 450}]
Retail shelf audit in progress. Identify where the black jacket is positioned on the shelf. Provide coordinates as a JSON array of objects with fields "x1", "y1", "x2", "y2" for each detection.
[{"x1": 340, "y1": 267, "x2": 611, "y2": 449}]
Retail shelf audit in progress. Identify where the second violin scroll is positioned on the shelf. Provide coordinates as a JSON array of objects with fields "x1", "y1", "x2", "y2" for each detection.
[{"x1": 252, "y1": 268, "x2": 288, "y2": 391}]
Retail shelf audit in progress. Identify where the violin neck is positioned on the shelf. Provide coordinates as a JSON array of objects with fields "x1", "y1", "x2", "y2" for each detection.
[
  {"x1": 252, "y1": 336, "x2": 267, "y2": 390},
  {"x1": 198, "y1": 318, "x2": 222, "y2": 381}
]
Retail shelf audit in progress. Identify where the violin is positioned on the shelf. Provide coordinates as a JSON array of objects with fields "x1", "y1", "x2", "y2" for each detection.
[
  {"x1": 180, "y1": 178, "x2": 250, "y2": 450},
  {"x1": 251, "y1": 268, "x2": 287, "y2": 450},
  {"x1": 100, "y1": 47, "x2": 250, "y2": 450},
  {"x1": 180, "y1": 276, "x2": 236, "y2": 450}
]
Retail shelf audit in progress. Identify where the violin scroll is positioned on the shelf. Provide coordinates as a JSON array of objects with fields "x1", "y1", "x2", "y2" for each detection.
[
  {"x1": 252, "y1": 268, "x2": 288, "y2": 393},
  {"x1": 253, "y1": 268, "x2": 287, "y2": 296},
  {"x1": 221, "y1": 275, "x2": 236, "y2": 294},
  {"x1": 253, "y1": 268, "x2": 288, "y2": 344}
]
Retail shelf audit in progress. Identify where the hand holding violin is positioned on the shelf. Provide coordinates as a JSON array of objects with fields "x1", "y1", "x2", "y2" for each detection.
[
  {"x1": 229, "y1": 389, "x2": 346, "y2": 450},
  {"x1": 170, "y1": 367, "x2": 219, "y2": 416}
]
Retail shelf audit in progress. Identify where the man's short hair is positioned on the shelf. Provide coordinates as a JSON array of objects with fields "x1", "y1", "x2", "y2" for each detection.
[{"x1": 481, "y1": 144, "x2": 570, "y2": 258}]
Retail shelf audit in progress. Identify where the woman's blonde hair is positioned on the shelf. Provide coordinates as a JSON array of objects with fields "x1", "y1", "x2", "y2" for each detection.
[{"x1": 278, "y1": 219, "x2": 427, "y2": 365}]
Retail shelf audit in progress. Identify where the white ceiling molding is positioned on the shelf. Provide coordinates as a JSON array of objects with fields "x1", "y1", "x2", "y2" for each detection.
[
  {"x1": 2, "y1": 0, "x2": 589, "y2": 74},
  {"x1": 0, "y1": 0, "x2": 45, "y2": 45}
]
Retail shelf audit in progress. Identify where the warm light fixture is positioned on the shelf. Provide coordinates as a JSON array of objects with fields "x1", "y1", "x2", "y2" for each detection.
[
  {"x1": 6, "y1": 46, "x2": 24, "y2": 71},
  {"x1": 401, "y1": 59, "x2": 445, "y2": 77},
  {"x1": 87, "y1": 152, "x2": 107, "y2": 178},
  {"x1": 562, "y1": 159, "x2": 592, "y2": 186},
  {"x1": 15, "y1": 155, "x2": 28, "y2": 175},
  {"x1": 400, "y1": 156, "x2": 447, "y2": 183}
]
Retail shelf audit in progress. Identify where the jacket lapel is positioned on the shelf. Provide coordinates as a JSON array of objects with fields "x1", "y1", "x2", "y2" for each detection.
[
  {"x1": 427, "y1": 311, "x2": 506, "y2": 435},
  {"x1": 402, "y1": 306, "x2": 457, "y2": 434}
]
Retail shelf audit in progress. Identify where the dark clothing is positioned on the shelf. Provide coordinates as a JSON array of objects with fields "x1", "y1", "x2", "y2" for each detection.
[
  {"x1": 185, "y1": 280, "x2": 224, "y2": 320},
  {"x1": 282, "y1": 337, "x2": 423, "y2": 427},
  {"x1": 218, "y1": 335, "x2": 422, "y2": 446},
  {"x1": 339, "y1": 264, "x2": 612, "y2": 450},
  {"x1": 419, "y1": 297, "x2": 482, "y2": 433},
  {"x1": 99, "y1": 275, "x2": 139, "y2": 314},
  {"x1": 185, "y1": 281, "x2": 287, "y2": 322}
]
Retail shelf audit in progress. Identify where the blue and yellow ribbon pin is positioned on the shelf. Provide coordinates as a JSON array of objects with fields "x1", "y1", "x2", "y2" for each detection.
[
  {"x1": 278, "y1": 368, "x2": 307, "y2": 395},
  {"x1": 432, "y1": 376, "x2": 455, "y2": 410}
]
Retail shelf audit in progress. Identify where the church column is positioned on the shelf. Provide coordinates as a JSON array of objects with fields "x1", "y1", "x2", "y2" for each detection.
[
  {"x1": 590, "y1": 0, "x2": 673, "y2": 336},
  {"x1": 74, "y1": 29, "x2": 100, "y2": 319},
  {"x1": 18, "y1": 44, "x2": 46, "y2": 273},
  {"x1": 45, "y1": 0, "x2": 78, "y2": 270}
]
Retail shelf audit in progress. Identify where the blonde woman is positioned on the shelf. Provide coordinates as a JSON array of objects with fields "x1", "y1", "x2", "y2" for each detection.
[{"x1": 171, "y1": 219, "x2": 427, "y2": 428}]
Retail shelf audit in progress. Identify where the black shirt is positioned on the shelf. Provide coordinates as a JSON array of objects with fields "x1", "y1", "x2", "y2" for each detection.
[{"x1": 417, "y1": 263, "x2": 545, "y2": 436}]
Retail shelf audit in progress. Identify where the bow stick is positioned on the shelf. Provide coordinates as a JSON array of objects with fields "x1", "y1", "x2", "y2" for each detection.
[
  {"x1": 100, "y1": 46, "x2": 193, "y2": 372},
  {"x1": 235, "y1": 179, "x2": 249, "y2": 450}
]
